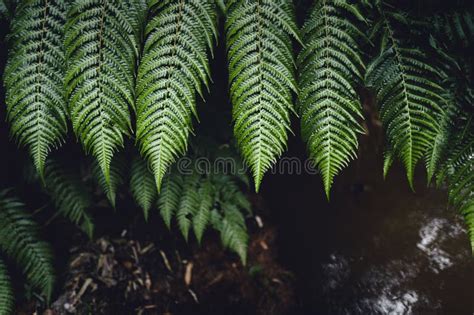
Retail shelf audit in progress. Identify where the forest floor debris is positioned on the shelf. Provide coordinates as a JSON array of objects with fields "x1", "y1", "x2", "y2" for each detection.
[{"x1": 20, "y1": 222, "x2": 296, "y2": 315}]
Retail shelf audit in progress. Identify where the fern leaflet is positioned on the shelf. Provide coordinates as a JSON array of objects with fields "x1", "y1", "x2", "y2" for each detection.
[
  {"x1": 130, "y1": 153, "x2": 157, "y2": 220},
  {"x1": 93, "y1": 153, "x2": 126, "y2": 208},
  {"x1": 0, "y1": 257, "x2": 14, "y2": 315}
]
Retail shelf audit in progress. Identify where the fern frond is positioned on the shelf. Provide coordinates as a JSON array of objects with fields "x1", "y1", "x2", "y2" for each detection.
[
  {"x1": 0, "y1": 190, "x2": 55, "y2": 301},
  {"x1": 431, "y1": 11, "x2": 474, "y2": 48},
  {"x1": 4, "y1": 0, "x2": 68, "y2": 177},
  {"x1": 130, "y1": 153, "x2": 157, "y2": 220},
  {"x1": 366, "y1": 4, "x2": 446, "y2": 188},
  {"x1": 0, "y1": 257, "x2": 14, "y2": 315},
  {"x1": 65, "y1": 0, "x2": 140, "y2": 185},
  {"x1": 136, "y1": 0, "x2": 218, "y2": 191},
  {"x1": 44, "y1": 159, "x2": 94, "y2": 238},
  {"x1": 176, "y1": 173, "x2": 201, "y2": 241},
  {"x1": 437, "y1": 128, "x2": 474, "y2": 253},
  {"x1": 298, "y1": 0, "x2": 366, "y2": 197},
  {"x1": 214, "y1": 203, "x2": 248, "y2": 264},
  {"x1": 93, "y1": 154, "x2": 126, "y2": 208},
  {"x1": 0, "y1": 0, "x2": 15, "y2": 20},
  {"x1": 425, "y1": 96, "x2": 458, "y2": 183},
  {"x1": 226, "y1": 0, "x2": 300, "y2": 191},
  {"x1": 158, "y1": 172, "x2": 183, "y2": 229},
  {"x1": 193, "y1": 178, "x2": 214, "y2": 243}
]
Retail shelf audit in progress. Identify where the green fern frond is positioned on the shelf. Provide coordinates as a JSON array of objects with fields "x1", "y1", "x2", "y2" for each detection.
[
  {"x1": 425, "y1": 97, "x2": 457, "y2": 184},
  {"x1": 130, "y1": 153, "x2": 157, "y2": 220},
  {"x1": 0, "y1": 190, "x2": 55, "y2": 301},
  {"x1": 158, "y1": 172, "x2": 183, "y2": 229},
  {"x1": 298, "y1": 0, "x2": 366, "y2": 198},
  {"x1": 176, "y1": 173, "x2": 201, "y2": 241},
  {"x1": 44, "y1": 159, "x2": 94, "y2": 238},
  {"x1": 226, "y1": 0, "x2": 300, "y2": 191},
  {"x1": 65, "y1": 0, "x2": 140, "y2": 185},
  {"x1": 431, "y1": 12, "x2": 474, "y2": 48},
  {"x1": 0, "y1": 257, "x2": 14, "y2": 315},
  {"x1": 214, "y1": 203, "x2": 249, "y2": 264},
  {"x1": 93, "y1": 154, "x2": 126, "y2": 208},
  {"x1": 0, "y1": 0, "x2": 15, "y2": 20},
  {"x1": 437, "y1": 128, "x2": 474, "y2": 253},
  {"x1": 156, "y1": 143, "x2": 251, "y2": 262},
  {"x1": 136, "y1": 0, "x2": 218, "y2": 191},
  {"x1": 0, "y1": 1, "x2": 7, "y2": 19},
  {"x1": 193, "y1": 178, "x2": 214, "y2": 243},
  {"x1": 4, "y1": 0, "x2": 68, "y2": 178},
  {"x1": 366, "y1": 3, "x2": 446, "y2": 188}
]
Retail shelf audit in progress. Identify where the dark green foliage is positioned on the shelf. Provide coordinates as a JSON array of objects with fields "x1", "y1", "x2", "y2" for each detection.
[
  {"x1": 436, "y1": 124, "x2": 474, "y2": 253},
  {"x1": 0, "y1": 190, "x2": 55, "y2": 301},
  {"x1": 176, "y1": 173, "x2": 201, "y2": 241},
  {"x1": 366, "y1": 2, "x2": 447, "y2": 188},
  {"x1": 135, "y1": 0, "x2": 218, "y2": 191},
  {"x1": 431, "y1": 12, "x2": 474, "y2": 49},
  {"x1": 44, "y1": 159, "x2": 94, "y2": 238},
  {"x1": 0, "y1": 257, "x2": 14, "y2": 315},
  {"x1": 93, "y1": 153, "x2": 126, "y2": 208},
  {"x1": 158, "y1": 171, "x2": 183, "y2": 229},
  {"x1": 298, "y1": 0, "x2": 366, "y2": 197},
  {"x1": 225, "y1": 0, "x2": 300, "y2": 191},
  {"x1": 4, "y1": 0, "x2": 68, "y2": 177},
  {"x1": 157, "y1": 149, "x2": 251, "y2": 263},
  {"x1": 65, "y1": 0, "x2": 141, "y2": 186},
  {"x1": 130, "y1": 153, "x2": 157, "y2": 220}
]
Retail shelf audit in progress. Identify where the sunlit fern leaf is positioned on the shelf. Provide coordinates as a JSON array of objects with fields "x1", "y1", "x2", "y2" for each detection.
[
  {"x1": 218, "y1": 203, "x2": 248, "y2": 264},
  {"x1": 65, "y1": 0, "x2": 140, "y2": 186},
  {"x1": 4, "y1": 0, "x2": 68, "y2": 178},
  {"x1": 176, "y1": 173, "x2": 201, "y2": 241},
  {"x1": 383, "y1": 144, "x2": 394, "y2": 179},
  {"x1": 0, "y1": 190, "x2": 55, "y2": 301},
  {"x1": 136, "y1": 0, "x2": 218, "y2": 191},
  {"x1": 0, "y1": 257, "x2": 14, "y2": 315},
  {"x1": 298, "y1": 0, "x2": 366, "y2": 198},
  {"x1": 93, "y1": 154, "x2": 126, "y2": 208},
  {"x1": 158, "y1": 172, "x2": 184, "y2": 229},
  {"x1": 366, "y1": 3, "x2": 446, "y2": 188},
  {"x1": 130, "y1": 153, "x2": 157, "y2": 220},
  {"x1": 225, "y1": 0, "x2": 300, "y2": 191},
  {"x1": 193, "y1": 178, "x2": 214, "y2": 243},
  {"x1": 44, "y1": 159, "x2": 94, "y2": 238}
]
